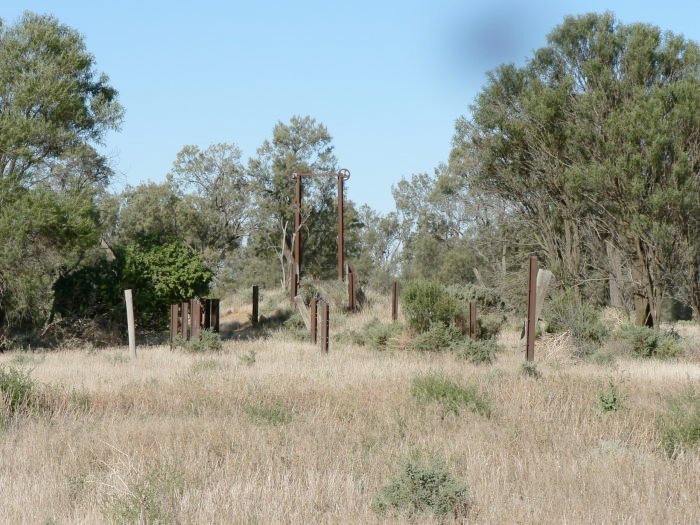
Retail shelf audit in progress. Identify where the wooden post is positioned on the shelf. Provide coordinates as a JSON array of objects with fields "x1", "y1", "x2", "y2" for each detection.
[
  {"x1": 124, "y1": 289, "x2": 136, "y2": 358},
  {"x1": 291, "y1": 267, "x2": 298, "y2": 306},
  {"x1": 190, "y1": 299, "x2": 202, "y2": 339},
  {"x1": 310, "y1": 297, "x2": 318, "y2": 344},
  {"x1": 203, "y1": 299, "x2": 211, "y2": 329},
  {"x1": 391, "y1": 280, "x2": 399, "y2": 322},
  {"x1": 252, "y1": 285, "x2": 259, "y2": 326},
  {"x1": 347, "y1": 266, "x2": 355, "y2": 311},
  {"x1": 526, "y1": 255, "x2": 538, "y2": 361},
  {"x1": 169, "y1": 304, "x2": 179, "y2": 350},
  {"x1": 181, "y1": 301, "x2": 189, "y2": 340},
  {"x1": 338, "y1": 174, "x2": 345, "y2": 280},
  {"x1": 294, "y1": 175, "x2": 302, "y2": 280},
  {"x1": 469, "y1": 302, "x2": 477, "y2": 341},
  {"x1": 320, "y1": 300, "x2": 329, "y2": 353}
]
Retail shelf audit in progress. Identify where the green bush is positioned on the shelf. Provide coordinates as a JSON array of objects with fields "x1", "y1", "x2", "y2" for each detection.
[
  {"x1": 411, "y1": 373, "x2": 490, "y2": 417},
  {"x1": 0, "y1": 366, "x2": 35, "y2": 415},
  {"x1": 520, "y1": 361, "x2": 541, "y2": 379},
  {"x1": 410, "y1": 323, "x2": 462, "y2": 352},
  {"x1": 477, "y1": 314, "x2": 506, "y2": 340},
  {"x1": 361, "y1": 318, "x2": 400, "y2": 349},
  {"x1": 617, "y1": 325, "x2": 683, "y2": 359},
  {"x1": 659, "y1": 385, "x2": 700, "y2": 458},
  {"x1": 401, "y1": 280, "x2": 459, "y2": 333},
  {"x1": 598, "y1": 379, "x2": 626, "y2": 413},
  {"x1": 372, "y1": 455, "x2": 470, "y2": 518},
  {"x1": 450, "y1": 339, "x2": 502, "y2": 365},
  {"x1": 174, "y1": 329, "x2": 222, "y2": 352},
  {"x1": 447, "y1": 283, "x2": 506, "y2": 312},
  {"x1": 546, "y1": 290, "x2": 607, "y2": 351}
]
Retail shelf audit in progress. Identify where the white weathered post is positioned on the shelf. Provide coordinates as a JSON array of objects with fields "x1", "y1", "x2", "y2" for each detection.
[{"x1": 124, "y1": 289, "x2": 137, "y2": 359}]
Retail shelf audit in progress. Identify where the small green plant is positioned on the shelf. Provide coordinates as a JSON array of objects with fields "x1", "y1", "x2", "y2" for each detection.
[
  {"x1": 410, "y1": 323, "x2": 462, "y2": 352},
  {"x1": 184, "y1": 329, "x2": 222, "y2": 352},
  {"x1": 520, "y1": 361, "x2": 541, "y2": 379},
  {"x1": 411, "y1": 373, "x2": 490, "y2": 417},
  {"x1": 450, "y1": 339, "x2": 501, "y2": 365},
  {"x1": 361, "y1": 318, "x2": 399, "y2": 349},
  {"x1": 477, "y1": 314, "x2": 505, "y2": 340},
  {"x1": 0, "y1": 366, "x2": 36, "y2": 415},
  {"x1": 244, "y1": 403, "x2": 292, "y2": 425},
  {"x1": 69, "y1": 389, "x2": 92, "y2": 412},
  {"x1": 101, "y1": 461, "x2": 185, "y2": 524},
  {"x1": 658, "y1": 384, "x2": 700, "y2": 458},
  {"x1": 589, "y1": 349, "x2": 615, "y2": 366},
  {"x1": 372, "y1": 454, "x2": 470, "y2": 518},
  {"x1": 618, "y1": 325, "x2": 683, "y2": 359},
  {"x1": 189, "y1": 358, "x2": 220, "y2": 374},
  {"x1": 238, "y1": 349, "x2": 257, "y2": 366},
  {"x1": 598, "y1": 379, "x2": 626, "y2": 413},
  {"x1": 401, "y1": 280, "x2": 460, "y2": 332},
  {"x1": 546, "y1": 290, "x2": 608, "y2": 353}
]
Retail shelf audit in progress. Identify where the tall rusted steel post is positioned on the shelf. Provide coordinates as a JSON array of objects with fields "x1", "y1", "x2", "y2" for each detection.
[
  {"x1": 391, "y1": 281, "x2": 399, "y2": 322},
  {"x1": 337, "y1": 169, "x2": 350, "y2": 280},
  {"x1": 252, "y1": 285, "x2": 259, "y2": 326},
  {"x1": 469, "y1": 302, "x2": 477, "y2": 341},
  {"x1": 181, "y1": 301, "x2": 189, "y2": 340},
  {"x1": 190, "y1": 299, "x2": 202, "y2": 339},
  {"x1": 310, "y1": 297, "x2": 318, "y2": 344},
  {"x1": 320, "y1": 300, "x2": 329, "y2": 353},
  {"x1": 347, "y1": 265, "x2": 356, "y2": 311},
  {"x1": 526, "y1": 255, "x2": 538, "y2": 361},
  {"x1": 169, "y1": 304, "x2": 179, "y2": 350},
  {"x1": 210, "y1": 298, "x2": 220, "y2": 333}
]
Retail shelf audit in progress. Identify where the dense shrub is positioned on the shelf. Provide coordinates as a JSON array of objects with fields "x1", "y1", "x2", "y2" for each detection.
[
  {"x1": 361, "y1": 318, "x2": 400, "y2": 349},
  {"x1": 180, "y1": 329, "x2": 222, "y2": 353},
  {"x1": 0, "y1": 366, "x2": 35, "y2": 415},
  {"x1": 410, "y1": 323, "x2": 462, "y2": 352},
  {"x1": 401, "y1": 280, "x2": 459, "y2": 332},
  {"x1": 658, "y1": 385, "x2": 700, "y2": 458},
  {"x1": 411, "y1": 373, "x2": 490, "y2": 417},
  {"x1": 617, "y1": 325, "x2": 683, "y2": 359},
  {"x1": 450, "y1": 339, "x2": 502, "y2": 365},
  {"x1": 448, "y1": 283, "x2": 506, "y2": 312},
  {"x1": 477, "y1": 314, "x2": 506, "y2": 340},
  {"x1": 372, "y1": 455, "x2": 470, "y2": 518},
  {"x1": 546, "y1": 290, "x2": 607, "y2": 352}
]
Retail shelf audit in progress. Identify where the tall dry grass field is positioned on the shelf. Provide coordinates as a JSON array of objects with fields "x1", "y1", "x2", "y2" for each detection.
[{"x1": 1, "y1": 291, "x2": 699, "y2": 524}]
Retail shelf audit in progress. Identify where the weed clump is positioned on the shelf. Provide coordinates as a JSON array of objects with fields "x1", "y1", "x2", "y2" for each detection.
[
  {"x1": 546, "y1": 290, "x2": 608, "y2": 353},
  {"x1": 617, "y1": 325, "x2": 683, "y2": 359},
  {"x1": 372, "y1": 454, "x2": 471, "y2": 518},
  {"x1": 174, "y1": 329, "x2": 222, "y2": 352},
  {"x1": 361, "y1": 318, "x2": 400, "y2": 349},
  {"x1": 0, "y1": 366, "x2": 36, "y2": 416},
  {"x1": 598, "y1": 379, "x2": 626, "y2": 413},
  {"x1": 244, "y1": 403, "x2": 292, "y2": 425},
  {"x1": 450, "y1": 338, "x2": 502, "y2": 365},
  {"x1": 658, "y1": 385, "x2": 700, "y2": 458},
  {"x1": 520, "y1": 361, "x2": 541, "y2": 379},
  {"x1": 410, "y1": 323, "x2": 462, "y2": 352},
  {"x1": 401, "y1": 280, "x2": 459, "y2": 333},
  {"x1": 411, "y1": 373, "x2": 490, "y2": 417}
]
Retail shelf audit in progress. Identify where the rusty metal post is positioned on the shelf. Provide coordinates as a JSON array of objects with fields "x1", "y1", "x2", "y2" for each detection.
[
  {"x1": 181, "y1": 301, "x2": 189, "y2": 340},
  {"x1": 337, "y1": 170, "x2": 349, "y2": 280},
  {"x1": 526, "y1": 255, "x2": 538, "y2": 361},
  {"x1": 169, "y1": 304, "x2": 178, "y2": 350},
  {"x1": 347, "y1": 266, "x2": 355, "y2": 311},
  {"x1": 469, "y1": 302, "x2": 477, "y2": 341},
  {"x1": 320, "y1": 300, "x2": 329, "y2": 353},
  {"x1": 209, "y1": 298, "x2": 220, "y2": 333},
  {"x1": 310, "y1": 297, "x2": 318, "y2": 344},
  {"x1": 291, "y1": 267, "x2": 298, "y2": 305},
  {"x1": 203, "y1": 299, "x2": 211, "y2": 329},
  {"x1": 190, "y1": 299, "x2": 202, "y2": 339},
  {"x1": 252, "y1": 285, "x2": 259, "y2": 326},
  {"x1": 391, "y1": 281, "x2": 399, "y2": 322},
  {"x1": 293, "y1": 174, "x2": 302, "y2": 280}
]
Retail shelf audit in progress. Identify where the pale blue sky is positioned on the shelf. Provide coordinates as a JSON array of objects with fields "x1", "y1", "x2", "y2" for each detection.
[{"x1": 2, "y1": 1, "x2": 699, "y2": 212}]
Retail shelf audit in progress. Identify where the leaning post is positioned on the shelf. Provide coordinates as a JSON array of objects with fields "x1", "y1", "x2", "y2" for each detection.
[{"x1": 124, "y1": 289, "x2": 137, "y2": 359}]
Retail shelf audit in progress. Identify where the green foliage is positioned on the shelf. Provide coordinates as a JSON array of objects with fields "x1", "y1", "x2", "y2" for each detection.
[
  {"x1": 477, "y1": 314, "x2": 505, "y2": 340},
  {"x1": 450, "y1": 338, "x2": 502, "y2": 365},
  {"x1": 448, "y1": 283, "x2": 506, "y2": 312},
  {"x1": 238, "y1": 349, "x2": 257, "y2": 367},
  {"x1": 372, "y1": 454, "x2": 470, "y2": 518},
  {"x1": 101, "y1": 461, "x2": 184, "y2": 524},
  {"x1": 546, "y1": 290, "x2": 608, "y2": 351},
  {"x1": 0, "y1": 366, "x2": 35, "y2": 415},
  {"x1": 401, "y1": 279, "x2": 459, "y2": 333},
  {"x1": 589, "y1": 350, "x2": 616, "y2": 367},
  {"x1": 598, "y1": 379, "x2": 626, "y2": 413},
  {"x1": 361, "y1": 318, "x2": 400, "y2": 349},
  {"x1": 617, "y1": 325, "x2": 683, "y2": 359},
  {"x1": 177, "y1": 330, "x2": 222, "y2": 353},
  {"x1": 659, "y1": 385, "x2": 700, "y2": 458},
  {"x1": 410, "y1": 323, "x2": 462, "y2": 352},
  {"x1": 411, "y1": 373, "x2": 490, "y2": 417},
  {"x1": 244, "y1": 403, "x2": 292, "y2": 425},
  {"x1": 520, "y1": 362, "x2": 541, "y2": 379}
]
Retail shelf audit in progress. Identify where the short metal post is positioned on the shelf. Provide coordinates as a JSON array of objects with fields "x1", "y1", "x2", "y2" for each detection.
[
  {"x1": 190, "y1": 299, "x2": 202, "y2": 339},
  {"x1": 391, "y1": 281, "x2": 399, "y2": 322},
  {"x1": 210, "y1": 298, "x2": 220, "y2": 333},
  {"x1": 526, "y1": 255, "x2": 538, "y2": 361},
  {"x1": 181, "y1": 301, "x2": 189, "y2": 340},
  {"x1": 347, "y1": 266, "x2": 355, "y2": 311},
  {"x1": 252, "y1": 285, "x2": 259, "y2": 326},
  {"x1": 310, "y1": 297, "x2": 318, "y2": 344},
  {"x1": 170, "y1": 304, "x2": 178, "y2": 350},
  {"x1": 203, "y1": 299, "x2": 211, "y2": 329},
  {"x1": 320, "y1": 300, "x2": 329, "y2": 353},
  {"x1": 469, "y1": 302, "x2": 477, "y2": 341}
]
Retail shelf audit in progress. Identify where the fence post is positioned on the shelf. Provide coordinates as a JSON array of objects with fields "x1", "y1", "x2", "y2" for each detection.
[
  {"x1": 181, "y1": 301, "x2": 189, "y2": 340},
  {"x1": 169, "y1": 304, "x2": 179, "y2": 350},
  {"x1": 320, "y1": 300, "x2": 329, "y2": 353},
  {"x1": 347, "y1": 266, "x2": 355, "y2": 311},
  {"x1": 310, "y1": 297, "x2": 318, "y2": 344},
  {"x1": 252, "y1": 285, "x2": 259, "y2": 326},
  {"x1": 469, "y1": 302, "x2": 477, "y2": 341},
  {"x1": 391, "y1": 280, "x2": 399, "y2": 322},
  {"x1": 210, "y1": 299, "x2": 220, "y2": 333},
  {"x1": 124, "y1": 289, "x2": 136, "y2": 358},
  {"x1": 526, "y1": 255, "x2": 538, "y2": 361},
  {"x1": 190, "y1": 299, "x2": 202, "y2": 339}
]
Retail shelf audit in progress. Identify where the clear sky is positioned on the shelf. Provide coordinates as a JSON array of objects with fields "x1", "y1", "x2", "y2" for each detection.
[{"x1": 2, "y1": 1, "x2": 699, "y2": 212}]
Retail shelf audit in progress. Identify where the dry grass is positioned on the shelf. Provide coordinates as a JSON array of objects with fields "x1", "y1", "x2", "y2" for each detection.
[{"x1": 1, "y1": 291, "x2": 699, "y2": 524}]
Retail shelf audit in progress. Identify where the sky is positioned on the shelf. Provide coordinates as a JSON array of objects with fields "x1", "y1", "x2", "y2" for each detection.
[{"x1": 2, "y1": 1, "x2": 699, "y2": 212}]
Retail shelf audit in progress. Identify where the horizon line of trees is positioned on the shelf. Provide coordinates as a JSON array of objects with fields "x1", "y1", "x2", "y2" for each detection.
[{"x1": 0, "y1": 11, "x2": 698, "y2": 348}]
